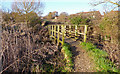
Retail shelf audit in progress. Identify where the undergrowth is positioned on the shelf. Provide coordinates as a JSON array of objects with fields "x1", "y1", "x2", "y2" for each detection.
[
  {"x1": 80, "y1": 42, "x2": 120, "y2": 73},
  {"x1": 61, "y1": 43, "x2": 74, "y2": 72}
]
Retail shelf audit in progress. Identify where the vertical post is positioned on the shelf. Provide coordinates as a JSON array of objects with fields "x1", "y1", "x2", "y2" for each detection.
[
  {"x1": 84, "y1": 25, "x2": 88, "y2": 42},
  {"x1": 75, "y1": 25, "x2": 78, "y2": 40},
  {"x1": 64, "y1": 25, "x2": 66, "y2": 36},
  {"x1": 69, "y1": 25, "x2": 71, "y2": 37},
  {"x1": 48, "y1": 25, "x2": 51, "y2": 38},
  {"x1": 49, "y1": 25, "x2": 52, "y2": 40},
  {"x1": 57, "y1": 25, "x2": 60, "y2": 45},
  {"x1": 52, "y1": 25, "x2": 53, "y2": 37},
  {"x1": 62, "y1": 25, "x2": 65, "y2": 46},
  {"x1": 54, "y1": 25, "x2": 56, "y2": 43}
]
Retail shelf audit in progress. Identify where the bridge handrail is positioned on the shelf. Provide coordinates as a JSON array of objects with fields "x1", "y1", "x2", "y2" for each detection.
[{"x1": 48, "y1": 24, "x2": 88, "y2": 46}]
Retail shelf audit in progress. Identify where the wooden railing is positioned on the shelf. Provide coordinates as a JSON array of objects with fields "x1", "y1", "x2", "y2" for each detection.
[{"x1": 48, "y1": 24, "x2": 88, "y2": 46}]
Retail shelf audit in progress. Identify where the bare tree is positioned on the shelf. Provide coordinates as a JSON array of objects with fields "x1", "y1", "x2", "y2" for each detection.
[
  {"x1": 12, "y1": 0, "x2": 44, "y2": 24},
  {"x1": 58, "y1": 12, "x2": 68, "y2": 23},
  {"x1": 12, "y1": 0, "x2": 44, "y2": 15},
  {"x1": 90, "y1": 0, "x2": 120, "y2": 12}
]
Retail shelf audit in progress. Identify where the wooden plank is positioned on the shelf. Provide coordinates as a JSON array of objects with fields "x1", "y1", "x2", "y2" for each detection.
[
  {"x1": 59, "y1": 32, "x2": 63, "y2": 35},
  {"x1": 59, "y1": 40, "x2": 63, "y2": 44},
  {"x1": 78, "y1": 25, "x2": 87, "y2": 26},
  {"x1": 77, "y1": 33, "x2": 84, "y2": 35},
  {"x1": 71, "y1": 31, "x2": 75, "y2": 33}
]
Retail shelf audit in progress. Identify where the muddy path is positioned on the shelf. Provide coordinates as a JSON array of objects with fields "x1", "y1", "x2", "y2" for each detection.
[{"x1": 65, "y1": 38, "x2": 96, "y2": 72}]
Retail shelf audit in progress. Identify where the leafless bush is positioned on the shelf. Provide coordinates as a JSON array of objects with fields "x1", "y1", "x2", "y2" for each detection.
[{"x1": 0, "y1": 25, "x2": 64, "y2": 73}]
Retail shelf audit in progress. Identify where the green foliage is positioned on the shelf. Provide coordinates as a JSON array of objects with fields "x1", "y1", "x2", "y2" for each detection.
[
  {"x1": 61, "y1": 43, "x2": 73, "y2": 72},
  {"x1": 70, "y1": 16, "x2": 89, "y2": 25},
  {"x1": 70, "y1": 16, "x2": 82, "y2": 25},
  {"x1": 29, "y1": 17, "x2": 42, "y2": 27},
  {"x1": 80, "y1": 42, "x2": 120, "y2": 73}
]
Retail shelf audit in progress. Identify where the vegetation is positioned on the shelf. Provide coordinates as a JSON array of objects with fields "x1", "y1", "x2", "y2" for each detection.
[
  {"x1": 1, "y1": 0, "x2": 44, "y2": 27},
  {"x1": 90, "y1": 0, "x2": 119, "y2": 12},
  {"x1": 80, "y1": 42, "x2": 120, "y2": 72},
  {"x1": 70, "y1": 16, "x2": 90, "y2": 25},
  {"x1": 61, "y1": 43, "x2": 74, "y2": 72},
  {"x1": 99, "y1": 11, "x2": 118, "y2": 43},
  {"x1": 0, "y1": 25, "x2": 67, "y2": 73},
  {"x1": 1, "y1": 0, "x2": 119, "y2": 72},
  {"x1": 58, "y1": 12, "x2": 68, "y2": 23},
  {"x1": 47, "y1": 12, "x2": 53, "y2": 19}
]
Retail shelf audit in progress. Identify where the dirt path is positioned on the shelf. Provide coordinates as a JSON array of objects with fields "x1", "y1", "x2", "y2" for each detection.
[{"x1": 65, "y1": 38, "x2": 96, "y2": 72}]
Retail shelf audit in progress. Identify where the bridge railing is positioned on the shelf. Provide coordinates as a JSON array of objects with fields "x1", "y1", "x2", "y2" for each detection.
[{"x1": 48, "y1": 24, "x2": 88, "y2": 46}]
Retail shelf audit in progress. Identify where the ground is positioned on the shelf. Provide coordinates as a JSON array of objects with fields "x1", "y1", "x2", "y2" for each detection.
[{"x1": 65, "y1": 37, "x2": 96, "y2": 72}]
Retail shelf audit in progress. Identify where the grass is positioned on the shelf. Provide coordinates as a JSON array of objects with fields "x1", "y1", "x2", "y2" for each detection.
[
  {"x1": 61, "y1": 43, "x2": 74, "y2": 72},
  {"x1": 80, "y1": 42, "x2": 120, "y2": 73}
]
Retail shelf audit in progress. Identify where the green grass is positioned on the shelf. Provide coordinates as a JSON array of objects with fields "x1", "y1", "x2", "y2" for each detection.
[
  {"x1": 80, "y1": 42, "x2": 120, "y2": 73},
  {"x1": 61, "y1": 43, "x2": 74, "y2": 72}
]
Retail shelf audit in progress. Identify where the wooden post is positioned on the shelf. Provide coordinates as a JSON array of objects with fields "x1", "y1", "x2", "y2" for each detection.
[
  {"x1": 48, "y1": 25, "x2": 51, "y2": 38},
  {"x1": 84, "y1": 25, "x2": 88, "y2": 42},
  {"x1": 64, "y1": 25, "x2": 66, "y2": 36},
  {"x1": 57, "y1": 25, "x2": 60, "y2": 45},
  {"x1": 75, "y1": 25, "x2": 78, "y2": 40},
  {"x1": 62, "y1": 25, "x2": 65, "y2": 46},
  {"x1": 49, "y1": 25, "x2": 52, "y2": 40},
  {"x1": 52, "y1": 25, "x2": 53, "y2": 38},
  {"x1": 54, "y1": 25, "x2": 56, "y2": 43},
  {"x1": 69, "y1": 25, "x2": 71, "y2": 37}
]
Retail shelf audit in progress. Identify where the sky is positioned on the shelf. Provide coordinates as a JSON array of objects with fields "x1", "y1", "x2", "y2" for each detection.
[{"x1": 1, "y1": 0, "x2": 118, "y2": 16}]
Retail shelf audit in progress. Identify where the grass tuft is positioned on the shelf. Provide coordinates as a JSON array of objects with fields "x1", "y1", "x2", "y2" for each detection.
[
  {"x1": 61, "y1": 43, "x2": 73, "y2": 72},
  {"x1": 80, "y1": 42, "x2": 120, "y2": 73}
]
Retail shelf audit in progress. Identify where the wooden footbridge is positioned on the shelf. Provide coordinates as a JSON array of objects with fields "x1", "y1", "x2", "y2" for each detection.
[{"x1": 47, "y1": 24, "x2": 88, "y2": 46}]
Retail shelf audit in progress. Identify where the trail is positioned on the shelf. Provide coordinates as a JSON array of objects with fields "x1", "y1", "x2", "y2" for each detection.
[{"x1": 65, "y1": 37, "x2": 96, "y2": 72}]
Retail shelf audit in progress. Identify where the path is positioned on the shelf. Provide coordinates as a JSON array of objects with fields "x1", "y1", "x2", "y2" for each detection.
[{"x1": 65, "y1": 37, "x2": 96, "y2": 72}]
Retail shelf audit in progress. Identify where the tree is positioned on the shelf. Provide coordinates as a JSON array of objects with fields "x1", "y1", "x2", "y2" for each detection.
[
  {"x1": 47, "y1": 12, "x2": 53, "y2": 20},
  {"x1": 70, "y1": 16, "x2": 90, "y2": 25},
  {"x1": 58, "y1": 12, "x2": 68, "y2": 23},
  {"x1": 12, "y1": 0, "x2": 44, "y2": 24},
  {"x1": 59, "y1": 12, "x2": 68, "y2": 16},
  {"x1": 90, "y1": 0, "x2": 120, "y2": 12},
  {"x1": 12, "y1": 0, "x2": 44, "y2": 15}
]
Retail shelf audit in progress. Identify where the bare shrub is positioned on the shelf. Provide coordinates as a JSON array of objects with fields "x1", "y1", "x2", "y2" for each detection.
[{"x1": 0, "y1": 25, "x2": 64, "y2": 73}]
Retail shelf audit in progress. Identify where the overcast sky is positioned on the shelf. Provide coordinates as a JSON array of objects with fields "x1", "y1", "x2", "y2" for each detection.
[{"x1": 1, "y1": 0, "x2": 118, "y2": 16}]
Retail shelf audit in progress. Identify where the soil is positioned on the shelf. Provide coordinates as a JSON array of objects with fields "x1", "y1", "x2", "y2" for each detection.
[{"x1": 65, "y1": 38, "x2": 96, "y2": 72}]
